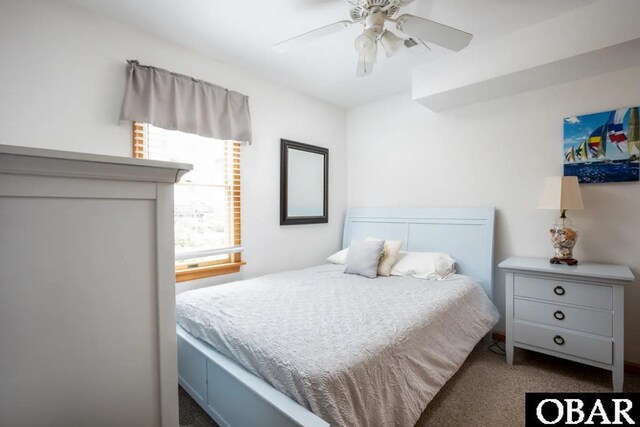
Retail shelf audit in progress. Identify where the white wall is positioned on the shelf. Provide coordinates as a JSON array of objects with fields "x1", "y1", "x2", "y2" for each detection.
[
  {"x1": 0, "y1": 0, "x2": 347, "y2": 291},
  {"x1": 411, "y1": 0, "x2": 640, "y2": 110},
  {"x1": 347, "y1": 67, "x2": 640, "y2": 363}
]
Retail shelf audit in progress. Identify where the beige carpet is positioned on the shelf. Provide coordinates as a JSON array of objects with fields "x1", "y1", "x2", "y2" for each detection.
[{"x1": 179, "y1": 343, "x2": 640, "y2": 427}]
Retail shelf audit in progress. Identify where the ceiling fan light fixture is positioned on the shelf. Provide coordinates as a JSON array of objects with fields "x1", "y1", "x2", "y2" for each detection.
[
  {"x1": 273, "y1": 0, "x2": 474, "y2": 78},
  {"x1": 354, "y1": 29, "x2": 377, "y2": 56},
  {"x1": 380, "y1": 30, "x2": 404, "y2": 57},
  {"x1": 365, "y1": 11, "x2": 386, "y2": 29}
]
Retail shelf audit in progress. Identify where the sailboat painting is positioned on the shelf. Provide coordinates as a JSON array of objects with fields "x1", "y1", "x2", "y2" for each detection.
[{"x1": 564, "y1": 107, "x2": 640, "y2": 183}]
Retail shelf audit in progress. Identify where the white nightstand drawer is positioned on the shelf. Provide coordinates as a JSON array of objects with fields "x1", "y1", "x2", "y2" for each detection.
[
  {"x1": 514, "y1": 321, "x2": 612, "y2": 364},
  {"x1": 514, "y1": 275, "x2": 612, "y2": 309},
  {"x1": 514, "y1": 299, "x2": 612, "y2": 337}
]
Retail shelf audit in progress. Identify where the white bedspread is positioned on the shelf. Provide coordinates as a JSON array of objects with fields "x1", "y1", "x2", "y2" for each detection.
[{"x1": 176, "y1": 264, "x2": 499, "y2": 427}]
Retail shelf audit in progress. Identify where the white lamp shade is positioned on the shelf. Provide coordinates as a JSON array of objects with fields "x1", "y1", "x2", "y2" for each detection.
[
  {"x1": 354, "y1": 29, "x2": 377, "y2": 56},
  {"x1": 537, "y1": 176, "x2": 584, "y2": 210},
  {"x1": 380, "y1": 30, "x2": 404, "y2": 57}
]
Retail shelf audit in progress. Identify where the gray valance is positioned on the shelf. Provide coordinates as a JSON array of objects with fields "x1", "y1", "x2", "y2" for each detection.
[{"x1": 120, "y1": 60, "x2": 252, "y2": 143}]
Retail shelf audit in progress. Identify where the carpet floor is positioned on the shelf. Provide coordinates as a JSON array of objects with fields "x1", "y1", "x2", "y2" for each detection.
[{"x1": 179, "y1": 343, "x2": 640, "y2": 427}]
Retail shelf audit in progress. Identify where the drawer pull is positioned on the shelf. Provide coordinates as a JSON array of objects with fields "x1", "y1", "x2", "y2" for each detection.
[
  {"x1": 553, "y1": 310, "x2": 565, "y2": 320},
  {"x1": 554, "y1": 286, "x2": 565, "y2": 296},
  {"x1": 553, "y1": 335, "x2": 565, "y2": 346}
]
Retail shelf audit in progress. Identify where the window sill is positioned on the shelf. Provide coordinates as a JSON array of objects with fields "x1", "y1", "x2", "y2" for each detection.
[{"x1": 175, "y1": 261, "x2": 245, "y2": 283}]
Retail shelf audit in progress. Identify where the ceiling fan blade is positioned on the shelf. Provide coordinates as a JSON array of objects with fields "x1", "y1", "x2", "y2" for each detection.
[
  {"x1": 273, "y1": 20, "x2": 353, "y2": 53},
  {"x1": 355, "y1": 55, "x2": 375, "y2": 78},
  {"x1": 395, "y1": 14, "x2": 472, "y2": 52}
]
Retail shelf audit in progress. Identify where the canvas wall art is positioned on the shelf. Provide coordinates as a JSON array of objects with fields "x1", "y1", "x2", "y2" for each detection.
[{"x1": 563, "y1": 107, "x2": 640, "y2": 183}]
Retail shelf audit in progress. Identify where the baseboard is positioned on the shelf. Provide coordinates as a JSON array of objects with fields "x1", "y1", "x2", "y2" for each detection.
[
  {"x1": 491, "y1": 331, "x2": 640, "y2": 375},
  {"x1": 626, "y1": 361, "x2": 640, "y2": 375}
]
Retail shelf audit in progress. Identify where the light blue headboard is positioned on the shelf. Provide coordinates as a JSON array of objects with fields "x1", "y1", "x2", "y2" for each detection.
[{"x1": 342, "y1": 208, "x2": 496, "y2": 301}]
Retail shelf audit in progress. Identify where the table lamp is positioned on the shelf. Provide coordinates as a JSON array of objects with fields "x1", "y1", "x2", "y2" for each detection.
[{"x1": 537, "y1": 176, "x2": 584, "y2": 265}]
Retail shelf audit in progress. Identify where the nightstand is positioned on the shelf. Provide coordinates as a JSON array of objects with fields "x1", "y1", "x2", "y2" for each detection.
[{"x1": 498, "y1": 257, "x2": 634, "y2": 392}]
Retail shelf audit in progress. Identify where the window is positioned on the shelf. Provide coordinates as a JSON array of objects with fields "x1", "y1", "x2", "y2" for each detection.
[{"x1": 133, "y1": 122, "x2": 243, "y2": 282}]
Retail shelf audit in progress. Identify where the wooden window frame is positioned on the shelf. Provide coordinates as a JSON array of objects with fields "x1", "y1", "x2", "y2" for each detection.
[{"x1": 133, "y1": 122, "x2": 244, "y2": 282}]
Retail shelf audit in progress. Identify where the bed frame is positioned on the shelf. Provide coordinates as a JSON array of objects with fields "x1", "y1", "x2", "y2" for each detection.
[{"x1": 177, "y1": 207, "x2": 495, "y2": 427}]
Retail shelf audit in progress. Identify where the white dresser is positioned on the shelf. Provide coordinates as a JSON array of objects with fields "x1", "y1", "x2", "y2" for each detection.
[
  {"x1": 499, "y1": 257, "x2": 633, "y2": 392},
  {"x1": 0, "y1": 145, "x2": 191, "y2": 426}
]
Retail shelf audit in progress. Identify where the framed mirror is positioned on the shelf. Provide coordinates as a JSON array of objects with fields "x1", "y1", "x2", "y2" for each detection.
[{"x1": 280, "y1": 139, "x2": 329, "y2": 225}]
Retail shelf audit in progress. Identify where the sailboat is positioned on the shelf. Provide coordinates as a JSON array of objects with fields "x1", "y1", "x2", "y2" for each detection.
[
  {"x1": 627, "y1": 107, "x2": 639, "y2": 161},
  {"x1": 587, "y1": 125, "x2": 603, "y2": 157},
  {"x1": 575, "y1": 140, "x2": 589, "y2": 162},
  {"x1": 597, "y1": 131, "x2": 607, "y2": 160},
  {"x1": 608, "y1": 108, "x2": 629, "y2": 153},
  {"x1": 564, "y1": 146, "x2": 576, "y2": 163}
]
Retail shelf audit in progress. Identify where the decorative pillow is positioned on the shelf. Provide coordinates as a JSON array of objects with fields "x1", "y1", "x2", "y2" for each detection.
[
  {"x1": 343, "y1": 240, "x2": 385, "y2": 279},
  {"x1": 327, "y1": 248, "x2": 349, "y2": 264},
  {"x1": 390, "y1": 251, "x2": 456, "y2": 280},
  {"x1": 366, "y1": 237, "x2": 402, "y2": 277}
]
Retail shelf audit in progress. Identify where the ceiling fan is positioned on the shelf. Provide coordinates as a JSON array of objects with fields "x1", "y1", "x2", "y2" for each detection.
[{"x1": 272, "y1": 0, "x2": 473, "y2": 77}]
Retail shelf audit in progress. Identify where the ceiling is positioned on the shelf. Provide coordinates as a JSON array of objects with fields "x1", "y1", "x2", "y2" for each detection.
[{"x1": 63, "y1": 0, "x2": 598, "y2": 107}]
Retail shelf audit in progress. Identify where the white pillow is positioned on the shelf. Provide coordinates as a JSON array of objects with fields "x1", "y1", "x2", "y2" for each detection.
[
  {"x1": 327, "y1": 248, "x2": 348, "y2": 264},
  {"x1": 366, "y1": 237, "x2": 402, "y2": 277},
  {"x1": 390, "y1": 251, "x2": 456, "y2": 280}
]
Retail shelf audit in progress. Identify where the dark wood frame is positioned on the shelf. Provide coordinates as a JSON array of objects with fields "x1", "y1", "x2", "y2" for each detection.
[{"x1": 280, "y1": 139, "x2": 329, "y2": 225}]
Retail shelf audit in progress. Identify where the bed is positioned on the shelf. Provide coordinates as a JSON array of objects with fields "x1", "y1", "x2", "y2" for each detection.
[{"x1": 176, "y1": 208, "x2": 499, "y2": 427}]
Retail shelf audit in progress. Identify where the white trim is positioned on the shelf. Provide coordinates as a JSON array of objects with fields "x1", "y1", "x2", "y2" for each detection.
[
  {"x1": 0, "y1": 174, "x2": 157, "y2": 200},
  {"x1": 156, "y1": 183, "x2": 180, "y2": 427},
  {"x1": 175, "y1": 245, "x2": 244, "y2": 261},
  {"x1": 0, "y1": 144, "x2": 192, "y2": 183}
]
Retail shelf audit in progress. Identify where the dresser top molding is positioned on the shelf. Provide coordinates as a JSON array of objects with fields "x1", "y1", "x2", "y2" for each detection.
[
  {"x1": 0, "y1": 144, "x2": 192, "y2": 183},
  {"x1": 499, "y1": 257, "x2": 634, "y2": 284}
]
